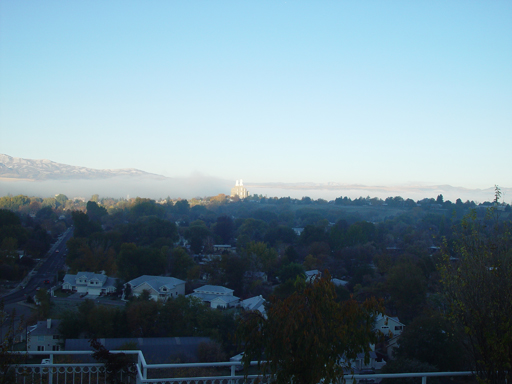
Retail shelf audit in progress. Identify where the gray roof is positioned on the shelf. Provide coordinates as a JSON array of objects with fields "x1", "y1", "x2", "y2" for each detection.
[
  {"x1": 77, "y1": 272, "x2": 107, "y2": 284},
  {"x1": 331, "y1": 278, "x2": 349, "y2": 287},
  {"x1": 64, "y1": 337, "x2": 211, "y2": 364},
  {"x1": 127, "y1": 275, "x2": 185, "y2": 291},
  {"x1": 103, "y1": 276, "x2": 118, "y2": 289},
  {"x1": 193, "y1": 285, "x2": 234, "y2": 295},
  {"x1": 63, "y1": 274, "x2": 76, "y2": 285},
  {"x1": 30, "y1": 319, "x2": 61, "y2": 337},
  {"x1": 188, "y1": 292, "x2": 239, "y2": 303},
  {"x1": 211, "y1": 295, "x2": 240, "y2": 304},
  {"x1": 63, "y1": 273, "x2": 117, "y2": 289},
  {"x1": 241, "y1": 296, "x2": 266, "y2": 316}
]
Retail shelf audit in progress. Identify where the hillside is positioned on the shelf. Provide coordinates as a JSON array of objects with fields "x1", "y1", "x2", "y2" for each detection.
[{"x1": 0, "y1": 154, "x2": 161, "y2": 181}]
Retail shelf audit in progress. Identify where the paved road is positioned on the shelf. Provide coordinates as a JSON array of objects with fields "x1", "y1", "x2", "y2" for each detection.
[{"x1": 0, "y1": 227, "x2": 73, "y2": 305}]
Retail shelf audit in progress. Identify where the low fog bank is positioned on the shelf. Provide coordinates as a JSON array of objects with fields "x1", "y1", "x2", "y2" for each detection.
[
  {"x1": 247, "y1": 184, "x2": 509, "y2": 204},
  {"x1": 0, "y1": 177, "x2": 508, "y2": 204},
  {"x1": 0, "y1": 176, "x2": 233, "y2": 200}
]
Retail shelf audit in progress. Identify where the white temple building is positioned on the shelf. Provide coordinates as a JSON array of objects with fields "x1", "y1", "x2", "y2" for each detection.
[{"x1": 231, "y1": 179, "x2": 249, "y2": 199}]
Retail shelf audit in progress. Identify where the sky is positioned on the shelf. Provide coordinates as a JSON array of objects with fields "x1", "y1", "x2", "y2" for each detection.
[{"x1": 1, "y1": 1, "x2": 511, "y2": 190}]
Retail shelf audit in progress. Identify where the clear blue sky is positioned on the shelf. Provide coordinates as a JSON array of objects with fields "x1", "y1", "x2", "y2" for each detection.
[{"x1": 1, "y1": 1, "x2": 511, "y2": 189}]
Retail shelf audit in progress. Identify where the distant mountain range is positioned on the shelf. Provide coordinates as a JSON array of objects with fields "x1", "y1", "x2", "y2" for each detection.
[
  {"x1": 0, "y1": 154, "x2": 231, "y2": 199},
  {"x1": 0, "y1": 154, "x2": 509, "y2": 203},
  {"x1": 0, "y1": 154, "x2": 162, "y2": 180}
]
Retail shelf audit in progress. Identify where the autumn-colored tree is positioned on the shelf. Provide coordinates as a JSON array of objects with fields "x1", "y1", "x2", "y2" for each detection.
[
  {"x1": 438, "y1": 200, "x2": 512, "y2": 384},
  {"x1": 237, "y1": 272, "x2": 384, "y2": 384}
]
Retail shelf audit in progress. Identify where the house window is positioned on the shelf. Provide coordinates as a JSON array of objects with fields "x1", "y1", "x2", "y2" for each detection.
[
  {"x1": 52, "y1": 345, "x2": 60, "y2": 351},
  {"x1": 37, "y1": 346, "x2": 45, "y2": 351},
  {"x1": 53, "y1": 335, "x2": 60, "y2": 339},
  {"x1": 395, "y1": 326, "x2": 403, "y2": 331},
  {"x1": 382, "y1": 326, "x2": 389, "y2": 329}
]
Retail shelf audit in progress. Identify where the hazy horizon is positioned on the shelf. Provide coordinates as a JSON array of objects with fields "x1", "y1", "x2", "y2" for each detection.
[{"x1": 0, "y1": 174, "x2": 506, "y2": 204}]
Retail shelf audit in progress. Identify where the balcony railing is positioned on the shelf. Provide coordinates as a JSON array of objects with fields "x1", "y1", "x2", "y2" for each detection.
[{"x1": 7, "y1": 350, "x2": 474, "y2": 384}]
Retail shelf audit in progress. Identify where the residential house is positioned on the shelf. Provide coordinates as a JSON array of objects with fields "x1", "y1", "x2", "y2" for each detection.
[
  {"x1": 188, "y1": 285, "x2": 240, "y2": 309},
  {"x1": 374, "y1": 314, "x2": 405, "y2": 358},
  {"x1": 331, "y1": 278, "x2": 349, "y2": 287},
  {"x1": 213, "y1": 245, "x2": 234, "y2": 253},
  {"x1": 374, "y1": 314, "x2": 405, "y2": 338},
  {"x1": 125, "y1": 275, "x2": 185, "y2": 301},
  {"x1": 28, "y1": 319, "x2": 63, "y2": 352},
  {"x1": 305, "y1": 270, "x2": 321, "y2": 282},
  {"x1": 343, "y1": 351, "x2": 386, "y2": 372},
  {"x1": 62, "y1": 272, "x2": 117, "y2": 296},
  {"x1": 292, "y1": 228, "x2": 304, "y2": 236},
  {"x1": 241, "y1": 295, "x2": 266, "y2": 317}
]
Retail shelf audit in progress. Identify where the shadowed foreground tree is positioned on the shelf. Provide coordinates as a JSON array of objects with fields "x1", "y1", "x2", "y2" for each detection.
[
  {"x1": 237, "y1": 273, "x2": 384, "y2": 384},
  {"x1": 1, "y1": 305, "x2": 25, "y2": 384},
  {"x1": 393, "y1": 314, "x2": 466, "y2": 371},
  {"x1": 90, "y1": 338, "x2": 136, "y2": 384},
  {"x1": 438, "y1": 200, "x2": 512, "y2": 384}
]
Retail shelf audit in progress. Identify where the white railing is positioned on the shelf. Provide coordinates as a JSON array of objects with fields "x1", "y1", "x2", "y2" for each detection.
[{"x1": 7, "y1": 350, "x2": 474, "y2": 384}]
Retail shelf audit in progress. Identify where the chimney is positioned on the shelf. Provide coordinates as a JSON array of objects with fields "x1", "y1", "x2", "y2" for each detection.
[{"x1": 47, "y1": 319, "x2": 51, "y2": 329}]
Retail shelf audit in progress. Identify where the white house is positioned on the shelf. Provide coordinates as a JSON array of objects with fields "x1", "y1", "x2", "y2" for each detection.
[
  {"x1": 331, "y1": 278, "x2": 349, "y2": 287},
  {"x1": 125, "y1": 275, "x2": 185, "y2": 301},
  {"x1": 374, "y1": 314, "x2": 405, "y2": 358},
  {"x1": 188, "y1": 285, "x2": 240, "y2": 309},
  {"x1": 241, "y1": 295, "x2": 267, "y2": 317},
  {"x1": 213, "y1": 245, "x2": 233, "y2": 253},
  {"x1": 374, "y1": 314, "x2": 405, "y2": 338},
  {"x1": 27, "y1": 319, "x2": 63, "y2": 352},
  {"x1": 305, "y1": 270, "x2": 321, "y2": 282},
  {"x1": 62, "y1": 272, "x2": 117, "y2": 296}
]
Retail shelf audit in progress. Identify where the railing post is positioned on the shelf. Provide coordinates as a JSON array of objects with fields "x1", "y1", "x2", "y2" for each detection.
[
  {"x1": 230, "y1": 363, "x2": 236, "y2": 384},
  {"x1": 49, "y1": 353, "x2": 53, "y2": 384},
  {"x1": 422, "y1": 376, "x2": 427, "y2": 384}
]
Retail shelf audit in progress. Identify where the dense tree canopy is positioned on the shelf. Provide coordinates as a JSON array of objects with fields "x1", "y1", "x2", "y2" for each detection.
[
  {"x1": 238, "y1": 273, "x2": 384, "y2": 384},
  {"x1": 439, "y1": 208, "x2": 512, "y2": 383},
  {"x1": 2, "y1": 189, "x2": 511, "y2": 373}
]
